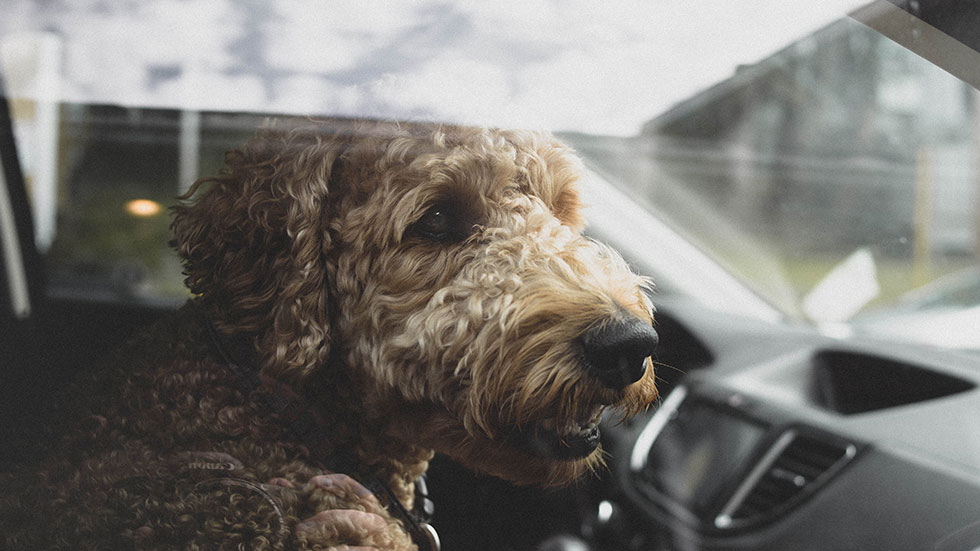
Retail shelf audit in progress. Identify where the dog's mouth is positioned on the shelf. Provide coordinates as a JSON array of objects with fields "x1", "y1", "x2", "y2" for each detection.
[{"x1": 510, "y1": 405, "x2": 606, "y2": 461}]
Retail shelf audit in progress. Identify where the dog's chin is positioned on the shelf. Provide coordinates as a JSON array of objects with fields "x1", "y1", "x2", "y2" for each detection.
[
  {"x1": 408, "y1": 404, "x2": 604, "y2": 486},
  {"x1": 509, "y1": 411, "x2": 603, "y2": 461},
  {"x1": 470, "y1": 431, "x2": 602, "y2": 487}
]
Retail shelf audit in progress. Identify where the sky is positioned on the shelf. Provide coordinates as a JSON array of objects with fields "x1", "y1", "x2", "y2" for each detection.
[{"x1": 2, "y1": 0, "x2": 868, "y2": 136}]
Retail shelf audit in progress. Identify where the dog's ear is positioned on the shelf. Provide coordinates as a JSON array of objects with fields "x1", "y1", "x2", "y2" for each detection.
[{"x1": 172, "y1": 122, "x2": 350, "y2": 382}]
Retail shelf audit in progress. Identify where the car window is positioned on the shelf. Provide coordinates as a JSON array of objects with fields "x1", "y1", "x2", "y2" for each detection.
[
  {"x1": 3, "y1": 0, "x2": 980, "y2": 350},
  {"x1": 6, "y1": 101, "x2": 269, "y2": 305},
  {"x1": 0, "y1": 1, "x2": 855, "y2": 306},
  {"x1": 565, "y1": 15, "x2": 980, "y2": 326}
]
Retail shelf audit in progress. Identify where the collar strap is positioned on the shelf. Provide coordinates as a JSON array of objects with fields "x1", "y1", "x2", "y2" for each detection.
[{"x1": 365, "y1": 476, "x2": 440, "y2": 551}]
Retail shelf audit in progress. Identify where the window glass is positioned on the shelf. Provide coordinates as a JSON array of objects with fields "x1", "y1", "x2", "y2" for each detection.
[
  {"x1": 4, "y1": 76, "x2": 267, "y2": 305},
  {"x1": 36, "y1": 105, "x2": 266, "y2": 305},
  {"x1": 3, "y1": 2, "x2": 980, "y2": 350},
  {"x1": 565, "y1": 18, "x2": 980, "y2": 325}
]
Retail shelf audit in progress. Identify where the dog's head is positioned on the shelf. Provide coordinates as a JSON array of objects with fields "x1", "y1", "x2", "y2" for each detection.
[{"x1": 173, "y1": 119, "x2": 658, "y2": 486}]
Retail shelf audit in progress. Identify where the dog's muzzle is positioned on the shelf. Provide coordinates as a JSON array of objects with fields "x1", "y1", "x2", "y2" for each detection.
[{"x1": 509, "y1": 317, "x2": 658, "y2": 461}]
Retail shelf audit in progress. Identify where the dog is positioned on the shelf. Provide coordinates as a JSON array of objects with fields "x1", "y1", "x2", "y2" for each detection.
[{"x1": 0, "y1": 119, "x2": 659, "y2": 549}]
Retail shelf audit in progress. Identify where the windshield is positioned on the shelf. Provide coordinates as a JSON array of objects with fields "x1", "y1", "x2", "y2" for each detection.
[
  {"x1": 3, "y1": 0, "x2": 979, "y2": 349},
  {"x1": 563, "y1": 10, "x2": 980, "y2": 349}
]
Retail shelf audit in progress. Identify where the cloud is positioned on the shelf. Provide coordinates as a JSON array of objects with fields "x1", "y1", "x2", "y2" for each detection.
[{"x1": 1, "y1": 0, "x2": 866, "y2": 135}]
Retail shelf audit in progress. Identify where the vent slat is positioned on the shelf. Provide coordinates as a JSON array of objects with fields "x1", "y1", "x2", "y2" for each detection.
[
  {"x1": 771, "y1": 456, "x2": 824, "y2": 480},
  {"x1": 748, "y1": 476, "x2": 793, "y2": 498},
  {"x1": 740, "y1": 475, "x2": 800, "y2": 510},
  {"x1": 781, "y1": 438, "x2": 847, "y2": 467}
]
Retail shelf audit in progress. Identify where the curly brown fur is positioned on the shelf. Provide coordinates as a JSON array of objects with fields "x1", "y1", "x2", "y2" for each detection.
[{"x1": 0, "y1": 119, "x2": 657, "y2": 549}]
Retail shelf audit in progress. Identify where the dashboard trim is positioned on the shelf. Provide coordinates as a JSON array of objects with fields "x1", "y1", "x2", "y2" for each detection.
[{"x1": 629, "y1": 384, "x2": 688, "y2": 472}]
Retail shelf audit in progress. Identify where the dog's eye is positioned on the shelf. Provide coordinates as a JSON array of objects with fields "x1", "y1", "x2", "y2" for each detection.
[{"x1": 413, "y1": 206, "x2": 454, "y2": 242}]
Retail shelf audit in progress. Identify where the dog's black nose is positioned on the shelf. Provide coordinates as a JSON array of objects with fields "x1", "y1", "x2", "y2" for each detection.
[{"x1": 582, "y1": 318, "x2": 658, "y2": 389}]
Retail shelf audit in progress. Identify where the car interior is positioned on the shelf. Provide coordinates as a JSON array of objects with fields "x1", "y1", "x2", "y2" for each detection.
[{"x1": 4, "y1": 2, "x2": 980, "y2": 551}]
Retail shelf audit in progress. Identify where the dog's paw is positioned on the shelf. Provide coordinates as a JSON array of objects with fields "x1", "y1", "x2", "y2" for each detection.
[{"x1": 294, "y1": 474, "x2": 414, "y2": 551}]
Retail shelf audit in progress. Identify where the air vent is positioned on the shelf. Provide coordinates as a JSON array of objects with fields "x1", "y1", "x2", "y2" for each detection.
[{"x1": 715, "y1": 430, "x2": 856, "y2": 529}]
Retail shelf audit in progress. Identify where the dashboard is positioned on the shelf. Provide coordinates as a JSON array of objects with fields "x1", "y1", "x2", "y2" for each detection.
[{"x1": 591, "y1": 296, "x2": 980, "y2": 551}]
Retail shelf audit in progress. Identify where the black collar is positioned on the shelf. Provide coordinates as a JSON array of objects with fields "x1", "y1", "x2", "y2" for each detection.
[{"x1": 203, "y1": 319, "x2": 440, "y2": 551}]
